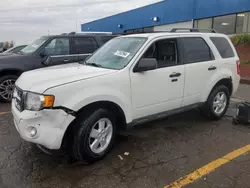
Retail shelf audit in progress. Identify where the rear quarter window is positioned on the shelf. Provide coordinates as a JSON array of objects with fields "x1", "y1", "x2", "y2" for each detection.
[{"x1": 210, "y1": 37, "x2": 235, "y2": 58}]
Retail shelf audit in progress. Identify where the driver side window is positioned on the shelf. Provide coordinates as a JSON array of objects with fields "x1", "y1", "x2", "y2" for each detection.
[
  {"x1": 143, "y1": 38, "x2": 179, "y2": 68},
  {"x1": 44, "y1": 38, "x2": 70, "y2": 56}
]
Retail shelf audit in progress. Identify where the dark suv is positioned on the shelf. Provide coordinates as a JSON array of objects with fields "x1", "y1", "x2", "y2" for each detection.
[{"x1": 0, "y1": 32, "x2": 117, "y2": 102}]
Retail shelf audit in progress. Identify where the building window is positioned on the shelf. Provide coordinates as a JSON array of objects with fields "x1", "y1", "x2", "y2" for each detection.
[
  {"x1": 213, "y1": 14, "x2": 236, "y2": 34},
  {"x1": 236, "y1": 12, "x2": 249, "y2": 33},
  {"x1": 196, "y1": 18, "x2": 212, "y2": 30}
]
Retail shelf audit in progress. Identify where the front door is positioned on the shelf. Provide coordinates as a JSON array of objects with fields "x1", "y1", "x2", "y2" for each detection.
[
  {"x1": 130, "y1": 37, "x2": 185, "y2": 119},
  {"x1": 43, "y1": 37, "x2": 74, "y2": 66}
]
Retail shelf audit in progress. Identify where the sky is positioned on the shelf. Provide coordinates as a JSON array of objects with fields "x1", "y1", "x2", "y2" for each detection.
[{"x1": 0, "y1": 0, "x2": 161, "y2": 45}]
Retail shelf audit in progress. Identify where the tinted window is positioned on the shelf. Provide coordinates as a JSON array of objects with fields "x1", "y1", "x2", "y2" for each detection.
[
  {"x1": 210, "y1": 37, "x2": 235, "y2": 58},
  {"x1": 101, "y1": 36, "x2": 116, "y2": 43},
  {"x1": 143, "y1": 38, "x2": 179, "y2": 68},
  {"x1": 182, "y1": 37, "x2": 214, "y2": 63},
  {"x1": 73, "y1": 37, "x2": 98, "y2": 54},
  {"x1": 44, "y1": 38, "x2": 70, "y2": 56}
]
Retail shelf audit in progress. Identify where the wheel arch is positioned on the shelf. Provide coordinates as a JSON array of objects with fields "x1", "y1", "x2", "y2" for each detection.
[
  {"x1": 0, "y1": 69, "x2": 23, "y2": 77},
  {"x1": 61, "y1": 100, "x2": 128, "y2": 150},
  {"x1": 204, "y1": 77, "x2": 233, "y2": 102}
]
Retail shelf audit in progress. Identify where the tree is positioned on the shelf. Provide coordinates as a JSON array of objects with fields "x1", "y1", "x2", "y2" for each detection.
[
  {"x1": 3, "y1": 41, "x2": 9, "y2": 51},
  {"x1": 9, "y1": 41, "x2": 15, "y2": 48}
]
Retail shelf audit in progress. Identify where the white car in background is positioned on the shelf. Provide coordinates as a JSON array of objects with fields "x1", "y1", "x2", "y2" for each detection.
[{"x1": 12, "y1": 29, "x2": 240, "y2": 163}]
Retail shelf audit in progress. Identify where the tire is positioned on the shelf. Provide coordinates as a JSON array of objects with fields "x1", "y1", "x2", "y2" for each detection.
[
  {"x1": 72, "y1": 108, "x2": 116, "y2": 163},
  {"x1": 201, "y1": 85, "x2": 230, "y2": 120},
  {"x1": 0, "y1": 75, "x2": 18, "y2": 103}
]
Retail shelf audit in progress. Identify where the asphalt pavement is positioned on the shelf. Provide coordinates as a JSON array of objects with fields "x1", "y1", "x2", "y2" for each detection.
[{"x1": 0, "y1": 84, "x2": 250, "y2": 188}]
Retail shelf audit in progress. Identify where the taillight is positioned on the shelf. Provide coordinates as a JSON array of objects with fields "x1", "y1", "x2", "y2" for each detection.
[{"x1": 236, "y1": 60, "x2": 240, "y2": 75}]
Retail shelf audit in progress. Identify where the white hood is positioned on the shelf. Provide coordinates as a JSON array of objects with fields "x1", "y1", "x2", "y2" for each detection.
[{"x1": 16, "y1": 63, "x2": 117, "y2": 93}]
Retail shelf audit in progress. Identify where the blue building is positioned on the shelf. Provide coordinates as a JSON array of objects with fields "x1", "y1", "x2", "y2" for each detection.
[{"x1": 81, "y1": 0, "x2": 250, "y2": 35}]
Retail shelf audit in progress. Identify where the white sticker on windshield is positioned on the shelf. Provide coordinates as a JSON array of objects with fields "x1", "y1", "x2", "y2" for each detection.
[{"x1": 114, "y1": 50, "x2": 130, "y2": 58}]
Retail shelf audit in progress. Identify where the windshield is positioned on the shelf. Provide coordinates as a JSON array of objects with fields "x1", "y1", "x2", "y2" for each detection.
[
  {"x1": 85, "y1": 37, "x2": 147, "y2": 70},
  {"x1": 21, "y1": 36, "x2": 49, "y2": 54}
]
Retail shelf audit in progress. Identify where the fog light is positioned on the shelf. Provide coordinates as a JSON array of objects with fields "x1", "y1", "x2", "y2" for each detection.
[{"x1": 27, "y1": 127, "x2": 37, "y2": 137}]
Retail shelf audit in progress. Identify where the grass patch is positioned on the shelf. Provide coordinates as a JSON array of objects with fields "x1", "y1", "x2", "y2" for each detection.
[
  {"x1": 241, "y1": 61, "x2": 250, "y2": 66},
  {"x1": 231, "y1": 34, "x2": 250, "y2": 45}
]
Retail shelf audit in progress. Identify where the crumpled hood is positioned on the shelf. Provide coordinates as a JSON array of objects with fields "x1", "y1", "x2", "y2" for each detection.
[{"x1": 15, "y1": 63, "x2": 117, "y2": 93}]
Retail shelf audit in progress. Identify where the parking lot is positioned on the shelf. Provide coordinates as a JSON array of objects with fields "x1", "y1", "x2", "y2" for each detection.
[{"x1": 0, "y1": 84, "x2": 250, "y2": 188}]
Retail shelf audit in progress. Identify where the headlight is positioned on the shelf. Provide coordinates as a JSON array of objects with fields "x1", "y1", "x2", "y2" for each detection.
[{"x1": 25, "y1": 92, "x2": 55, "y2": 111}]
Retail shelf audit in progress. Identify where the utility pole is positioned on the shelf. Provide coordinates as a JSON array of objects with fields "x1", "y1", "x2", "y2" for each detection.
[{"x1": 48, "y1": 30, "x2": 50, "y2": 36}]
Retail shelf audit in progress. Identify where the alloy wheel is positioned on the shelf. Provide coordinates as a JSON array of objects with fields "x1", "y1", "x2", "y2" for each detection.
[
  {"x1": 0, "y1": 79, "x2": 15, "y2": 101},
  {"x1": 89, "y1": 118, "x2": 113, "y2": 154}
]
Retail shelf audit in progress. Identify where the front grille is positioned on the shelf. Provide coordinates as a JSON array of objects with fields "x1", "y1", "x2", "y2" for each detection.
[{"x1": 13, "y1": 86, "x2": 25, "y2": 112}]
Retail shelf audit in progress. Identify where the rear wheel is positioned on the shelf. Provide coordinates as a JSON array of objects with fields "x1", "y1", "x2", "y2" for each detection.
[
  {"x1": 0, "y1": 75, "x2": 17, "y2": 103},
  {"x1": 201, "y1": 85, "x2": 230, "y2": 120},
  {"x1": 72, "y1": 109, "x2": 116, "y2": 163}
]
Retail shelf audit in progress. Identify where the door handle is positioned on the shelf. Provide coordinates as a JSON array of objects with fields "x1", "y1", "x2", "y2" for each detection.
[
  {"x1": 208, "y1": 66, "x2": 217, "y2": 71},
  {"x1": 169, "y1": 72, "x2": 181, "y2": 78},
  {"x1": 63, "y1": 59, "x2": 70, "y2": 63}
]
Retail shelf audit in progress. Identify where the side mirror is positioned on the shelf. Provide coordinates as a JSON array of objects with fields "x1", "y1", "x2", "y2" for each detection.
[
  {"x1": 40, "y1": 51, "x2": 47, "y2": 58},
  {"x1": 134, "y1": 58, "x2": 157, "y2": 72},
  {"x1": 42, "y1": 56, "x2": 51, "y2": 66}
]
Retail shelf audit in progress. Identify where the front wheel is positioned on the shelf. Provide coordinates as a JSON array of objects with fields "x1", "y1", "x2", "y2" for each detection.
[
  {"x1": 0, "y1": 75, "x2": 18, "y2": 103},
  {"x1": 201, "y1": 85, "x2": 230, "y2": 120},
  {"x1": 72, "y1": 109, "x2": 116, "y2": 163}
]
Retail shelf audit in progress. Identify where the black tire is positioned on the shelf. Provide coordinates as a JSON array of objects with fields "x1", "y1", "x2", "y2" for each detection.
[
  {"x1": 72, "y1": 108, "x2": 116, "y2": 163},
  {"x1": 0, "y1": 75, "x2": 18, "y2": 103},
  {"x1": 201, "y1": 85, "x2": 230, "y2": 120}
]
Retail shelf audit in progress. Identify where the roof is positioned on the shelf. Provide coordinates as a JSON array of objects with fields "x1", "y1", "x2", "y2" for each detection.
[{"x1": 118, "y1": 32, "x2": 227, "y2": 40}]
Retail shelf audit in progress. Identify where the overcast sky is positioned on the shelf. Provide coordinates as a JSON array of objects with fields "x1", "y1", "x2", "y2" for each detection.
[{"x1": 0, "y1": 0, "x2": 161, "y2": 45}]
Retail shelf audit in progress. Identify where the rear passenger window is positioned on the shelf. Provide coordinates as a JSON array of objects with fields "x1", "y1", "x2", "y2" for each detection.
[
  {"x1": 72, "y1": 37, "x2": 98, "y2": 54},
  {"x1": 182, "y1": 37, "x2": 214, "y2": 64},
  {"x1": 210, "y1": 37, "x2": 235, "y2": 58}
]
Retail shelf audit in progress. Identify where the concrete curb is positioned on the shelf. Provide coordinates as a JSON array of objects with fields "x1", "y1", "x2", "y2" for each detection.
[{"x1": 240, "y1": 77, "x2": 250, "y2": 85}]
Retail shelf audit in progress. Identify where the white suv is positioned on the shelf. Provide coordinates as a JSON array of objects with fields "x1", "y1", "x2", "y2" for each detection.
[{"x1": 12, "y1": 30, "x2": 241, "y2": 163}]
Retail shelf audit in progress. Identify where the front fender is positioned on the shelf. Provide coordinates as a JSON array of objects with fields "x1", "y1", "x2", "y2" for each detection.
[
  {"x1": 201, "y1": 68, "x2": 232, "y2": 102},
  {"x1": 60, "y1": 86, "x2": 132, "y2": 123}
]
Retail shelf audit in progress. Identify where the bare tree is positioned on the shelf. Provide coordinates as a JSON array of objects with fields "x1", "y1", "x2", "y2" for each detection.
[
  {"x1": 3, "y1": 41, "x2": 9, "y2": 51},
  {"x1": 9, "y1": 41, "x2": 15, "y2": 48}
]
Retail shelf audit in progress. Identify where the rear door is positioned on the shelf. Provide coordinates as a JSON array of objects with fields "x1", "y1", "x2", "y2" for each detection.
[
  {"x1": 181, "y1": 36, "x2": 217, "y2": 106},
  {"x1": 72, "y1": 37, "x2": 99, "y2": 62}
]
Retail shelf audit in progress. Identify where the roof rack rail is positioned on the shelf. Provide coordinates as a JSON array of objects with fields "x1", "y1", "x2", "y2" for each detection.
[
  {"x1": 170, "y1": 28, "x2": 217, "y2": 33},
  {"x1": 67, "y1": 31, "x2": 113, "y2": 36}
]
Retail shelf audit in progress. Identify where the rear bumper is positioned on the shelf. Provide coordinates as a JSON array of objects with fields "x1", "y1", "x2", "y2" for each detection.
[{"x1": 11, "y1": 101, "x2": 75, "y2": 150}]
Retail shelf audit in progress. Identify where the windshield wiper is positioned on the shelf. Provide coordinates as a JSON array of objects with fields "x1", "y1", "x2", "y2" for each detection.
[{"x1": 85, "y1": 62, "x2": 103, "y2": 68}]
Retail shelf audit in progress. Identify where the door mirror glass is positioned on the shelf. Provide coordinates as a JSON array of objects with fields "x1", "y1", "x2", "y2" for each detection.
[{"x1": 134, "y1": 58, "x2": 157, "y2": 72}]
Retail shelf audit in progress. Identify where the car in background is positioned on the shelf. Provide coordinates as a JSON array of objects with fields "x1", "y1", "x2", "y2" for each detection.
[
  {"x1": 0, "y1": 32, "x2": 118, "y2": 102},
  {"x1": 3, "y1": 45, "x2": 27, "y2": 54}
]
